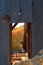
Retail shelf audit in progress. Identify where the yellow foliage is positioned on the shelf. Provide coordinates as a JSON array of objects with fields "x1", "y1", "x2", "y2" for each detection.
[{"x1": 12, "y1": 26, "x2": 24, "y2": 50}]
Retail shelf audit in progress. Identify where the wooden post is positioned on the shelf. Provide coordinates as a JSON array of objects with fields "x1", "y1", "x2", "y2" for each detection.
[
  {"x1": 9, "y1": 24, "x2": 12, "y2": 65},
  {"x1": 27, "y1": 23, "x2": 32, "y2": 58},
  {"x1": 24, "y1": 23, "x2": 32, "y2": 58}
]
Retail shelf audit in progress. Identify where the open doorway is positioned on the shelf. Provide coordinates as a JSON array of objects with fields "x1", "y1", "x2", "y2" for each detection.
[
  {"x1": 10, "y1": 22, "x2": 32, "y2": 64},
  {"x1": 12, "y1": 23, "x2": 25, "y2": 53}
]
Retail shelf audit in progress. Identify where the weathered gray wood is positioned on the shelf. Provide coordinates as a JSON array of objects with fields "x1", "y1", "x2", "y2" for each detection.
[
  {"x1": 0, "y1": 20, "x2": 10, "y2": 65},
  {"x1": 0, "y1": 0, "x2": 32, "y2": 23},
  {"x1": 32, "y1": 0, "x2": 43, "y2": 57}
]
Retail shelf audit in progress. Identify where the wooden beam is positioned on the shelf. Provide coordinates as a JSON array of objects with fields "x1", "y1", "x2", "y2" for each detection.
[{"x1": 11, "y1": 23, "x2": 18, "y2": 31}]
